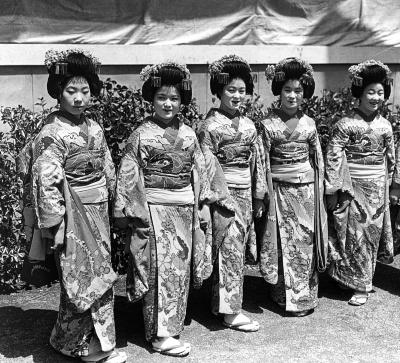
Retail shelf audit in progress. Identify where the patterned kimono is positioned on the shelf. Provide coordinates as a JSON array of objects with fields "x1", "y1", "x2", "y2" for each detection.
[
  {"x1": 197, "y1": 108, "x2": 266, "y2": 315},
  {"x1": 114, "y1": 117, "x2": 211, "y2": 341},
  {"x1": 259, "y1": 109, "x2": 327, "y2": 313},
  {"x1": 27, "y1": 111, "x2": 117, "y2": 358},
  {"x1": 325, "y1": 109, "x2": 394, "y2": 292}
]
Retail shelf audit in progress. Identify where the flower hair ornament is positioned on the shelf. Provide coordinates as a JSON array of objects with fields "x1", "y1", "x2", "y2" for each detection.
[
  {"x1": 265, "y1": 57, "x2": 314, "y2": 85},
  {"x1": 208, "y1": 54, "x2": 252, "y2": 85},
  {"x1": 44, "y1": 49, "x2": 101, "y2": 75},
  {"x1": 140, "y1": 61, "x2": 192, "y2": 90},
  {"x1": 348, "y1": 59, "x2": 392, "y2": 87}
]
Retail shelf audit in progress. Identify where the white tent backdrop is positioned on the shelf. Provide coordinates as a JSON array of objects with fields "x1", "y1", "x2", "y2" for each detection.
[{"x1": 1, "y1": 0, "x2": 399, "y2": 46}]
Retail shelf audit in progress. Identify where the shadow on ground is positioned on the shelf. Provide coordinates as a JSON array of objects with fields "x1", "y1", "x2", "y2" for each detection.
[{"x1": 2, "y1": 256, "x2": 400, "y2": 362}]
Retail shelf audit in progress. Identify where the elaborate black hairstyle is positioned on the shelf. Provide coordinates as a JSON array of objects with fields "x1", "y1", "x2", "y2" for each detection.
[
  {"x1": 140, "y1": 62, "x2": 192, "y2": 106},
  {"x1": 348, "y1": 60, "x2": 392, "y2": 99},
  {"x1": 265, "y1": 57, "x2": 315, "y2": 99},
  {"x1": 45, "y1": 49, "x2": 102, "y2": 99},
  {"x1": 209, "y1": 55, "x2": 254, "y2": 98}
]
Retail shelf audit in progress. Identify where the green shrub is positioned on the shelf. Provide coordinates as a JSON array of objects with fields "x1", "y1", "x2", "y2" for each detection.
[{"x1": 1, "y1": 80, "x2": 399, "y2": 292}]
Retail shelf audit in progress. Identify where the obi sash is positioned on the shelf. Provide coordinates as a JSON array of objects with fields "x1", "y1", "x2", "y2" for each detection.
[
  {"x1": 145, "y1": 184, "x2": 194, "y2": 205},
  {"x1": 271, "y1": 160, "x2": 314, "y2": 184},
  {"x1": 221, "y1": 165, "x2": 251, "y2": 188},
  {"x1": 348, "y1": 162, "x2": 386, "y2": 179},
  {"x1": 73, "y1": 175, "x2": 108, "y2": 204}
]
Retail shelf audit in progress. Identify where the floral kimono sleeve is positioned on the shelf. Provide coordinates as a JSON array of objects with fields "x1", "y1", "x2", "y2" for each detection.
[
  {"x1": 197, "y1": 122, "x2": 232, "y2": 207},
  {"x1": 393, "y1": 142, "x2": 400, "y2": 187},
  {"x1": 193, "y1": 138, "x2": 211, "y2": 204},
  {"x1": 191, "y1": 137, "x2": 213, "y2": 286},
  {"x1": 258, "y1": 119, "x2": 279, "y2": 284},
  {"x1": 114, "y1": 130, "x2": 152, "y2": 301},
  {"x1": 114, "y1": 131, "x2": 149, "y2": 227},
  {"x1": 309, "y1": 121, "x2": 329, "y2": 272},
  {"x1": 384, "y1": 125, "x2": 395, "y2": 184},
  {"x1": 309, "y1": 126, "x2": 325, "y2": 178},
  {"x1": 251, "y1": 133, "x2": 267, "y2": 200},
  {"x1": 31, "y1": 130, "x2": 67, "y2": 229},
  {"x1": 324, "y1": 120, "x2": 354, "y2": 196},
  {"x1": 103, "y1": 138, "x2": 116, "y2": 199}
]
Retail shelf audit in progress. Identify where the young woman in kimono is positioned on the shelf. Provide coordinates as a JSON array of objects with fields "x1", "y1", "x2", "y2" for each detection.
[
  {"x1": 325, "y1": 60, "x2": 395, "y2": 306},
  {"x1": 27, "y1": 50, "x2": 126, "y2": 362},
  {"x1": 259, "y1": 58, "x2": 328, "y2": 317},
  {"x1": 197, "y1": 55, "x2": 267, "y2": 332},
  {"x1": 113, "y1": 63, "x2": 211, "y2": 357}
]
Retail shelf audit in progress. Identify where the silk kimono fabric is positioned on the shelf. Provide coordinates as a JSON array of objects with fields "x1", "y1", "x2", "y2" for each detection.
[
  {"x1": 325, "y1": 110, "x2": 394, "y2": 292},
  {"x1": 114, "y1": 117, "x2": 211, "y2": 341},
  {"x1": 259, "y1": 109, "x2": 327, "y2": 313},
  {"x1": 197, "y1": 108, "x2": 266, "y2": 315},
  {"x1": 26, "y1": 111, "x2": 117, "y2": 358}
]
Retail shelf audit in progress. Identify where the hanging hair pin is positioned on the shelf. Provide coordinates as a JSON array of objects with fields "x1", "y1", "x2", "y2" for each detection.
[
  {"x1": 385, "y1": 77, "x2": 393, "y2": 86},
  {"x1": 274, "y1": 71, "x2": 285, "y2": 82},
  {"x1": 300, "y1": 74, "x2": 312, "y2": 86},
  {"x1": 218, "y1": 72, "x2": 230, "y2": 84},
  {"x1": 55, "y1": 62, "x2": 68, "y2": 75},
  {"x1": 353, "y1": 75, "x2": 363, "y2": 87},
  {"x1": 94, "y1": 63, "x2": 101, "y2": 75},
  {"x1": 151, "y1": 76, "x2": 161, "y2": 87},
  {"x1": 182, "y1": 78, "x2": 192, "y2": 91}
]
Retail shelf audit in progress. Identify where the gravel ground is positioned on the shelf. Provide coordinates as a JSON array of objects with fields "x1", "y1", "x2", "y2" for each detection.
[{"x1": 1, "y1": 255, "x2": 400, "y2": 363}]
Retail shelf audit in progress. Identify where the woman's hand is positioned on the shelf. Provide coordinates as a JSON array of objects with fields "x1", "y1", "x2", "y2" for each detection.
[
  {"x1": 51, "y1": 219, "x2": 65, "y2": 250},
  {"x1": 199, "y1": 204, "x2": 211, "y2": 229},
  {"x1": 253, "y1": 199, "x2": 265, "y2": 218},
  {"x1": 389, "y1": 188, "x2": 400, "y2": 206},
  {"x1": 336, "y1": 192, "x2": 351, "y2": 213},
  {"x1": 326, "y1": 192, "x2": 351, "y2": 212}
]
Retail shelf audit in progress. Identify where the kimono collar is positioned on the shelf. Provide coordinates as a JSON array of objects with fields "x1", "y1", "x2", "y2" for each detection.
[
  {"x1": 151, "y1": 115, "x2": 180, "y2": 130},
  {"x1": 355, "y1": 108, "x2": 379, "y2": 122},
  {"x1": 213, "y1": 107, "x2": 241, "y2": 120},
  {"x1": 55, "y1": 110, "x2": 86, "y2": 125},
  {"x1": 273, "y1": 108, "x2": 303, "y2": 122},
  {"x1": 56, "y1": 110, "x2": 86, "y2": 125}
]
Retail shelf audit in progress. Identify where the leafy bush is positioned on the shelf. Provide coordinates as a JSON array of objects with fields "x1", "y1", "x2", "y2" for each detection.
[
  {"x1": 0, "y1": 99, "x2": 52, "y2": 292},
  {"x1": 1, "y1": 80, "x2": 399, "y2": 292}
]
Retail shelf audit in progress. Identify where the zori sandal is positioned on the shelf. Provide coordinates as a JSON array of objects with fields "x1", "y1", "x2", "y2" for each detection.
[
  {"x1": 348, "y1": 293, "x2": 369, "y2": 306},
  {"x1": 152, "y1": 337, "x2": 191, "y2": 357}
]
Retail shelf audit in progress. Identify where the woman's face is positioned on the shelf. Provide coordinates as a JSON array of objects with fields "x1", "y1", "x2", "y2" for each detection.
[
  {"x1": 220, "y1": 78, "x2": 246, "y2": 115},
  {"x1": 280, "y1": 79, "x2": 304, "y2": 114},
  {"x1": 359, "y1": 83, "x2": 385, "y2": 115},
  {"x1": 59, "y1": 77, "x2": 91, "y2": 117},
  {"x1": 153, "y1": 85, "x2": 181, "y2": 123}
]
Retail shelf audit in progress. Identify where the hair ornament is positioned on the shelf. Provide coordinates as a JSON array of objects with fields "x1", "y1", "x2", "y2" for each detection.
[
  {"x1": 275, "y1": 71, "x2": 285, "y2": 82},
  {"x1": 265, "y1": 57, "x2": 314, "y2": 82},
  {"x1": 348, "y1": 59, "x2": 391, "y2": 86},
  {"x1": 300, "y1": 73, "x2": 313, "y2": 86},
  {"x1": 140, "y1": 62, "x2": 190, "y2": 82},
  {"x1": 217, "y1": 72, "x2": 230, "y2": 84},
  {"x1": 182, "y1": 78, "x2": 192, "y2": 91},
  {"x1": 352, "y1": 75, "x2": 363, "y2": 87},
  {"x1": 44, "y1": 48, "x2": 101, "y2": 74},
  {"x1": 208, "y1": 54, "x2": 252, "y2": 80},
  {"x1": 151, "y1": 76, "x2": 162, "y2": 87},
  {"x1": 55, "y1": 62, "x2": 68, "y2": 75},
  {"x1": 385, "y1": 77, "x2": 394, "y2": 86},
  {"x1": 264, "y1": 65, "x2": 276, "y2": 82}
]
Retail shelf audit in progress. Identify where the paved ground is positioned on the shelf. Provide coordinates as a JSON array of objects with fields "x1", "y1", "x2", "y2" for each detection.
[{"x1": 1, "y1": 255, "x2": 400, "y2": 363}]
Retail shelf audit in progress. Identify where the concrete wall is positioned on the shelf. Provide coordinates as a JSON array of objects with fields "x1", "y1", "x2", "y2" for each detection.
[{"x1": 1, "y1": 44, "x2": 400, "y2": 127}]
